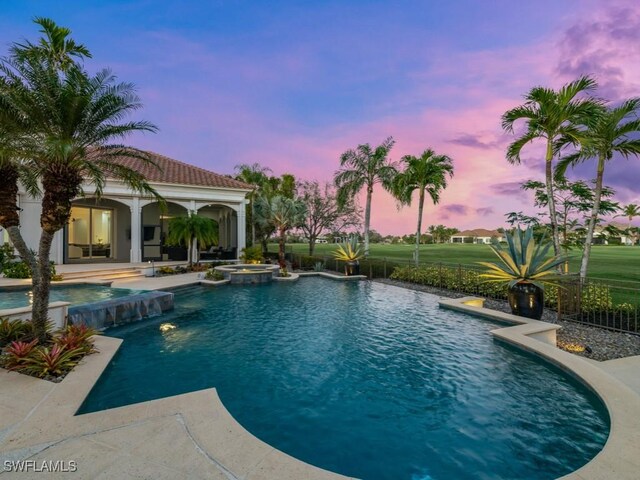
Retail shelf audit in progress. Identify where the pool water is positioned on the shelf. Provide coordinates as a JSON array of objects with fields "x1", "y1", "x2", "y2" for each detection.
[
  {"x1": 0, "y1": 285, "x2": 146, "y2": 309},
  {"x1": 80, "y1": 279, "x2": 608, "y2": 480}
]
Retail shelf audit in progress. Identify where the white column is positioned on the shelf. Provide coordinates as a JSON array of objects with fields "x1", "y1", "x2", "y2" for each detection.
[
  {"x1": 130, "y1": 197, "x2": 141, "y2": 263},
  {"x1": 236, "y1": 203, "x2": 246, "y2": 256}
]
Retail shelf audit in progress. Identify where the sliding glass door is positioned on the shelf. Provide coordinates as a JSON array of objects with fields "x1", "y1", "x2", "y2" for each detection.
[{"x1": 67, "y1": 206, "x2": 113, "y2": 261}]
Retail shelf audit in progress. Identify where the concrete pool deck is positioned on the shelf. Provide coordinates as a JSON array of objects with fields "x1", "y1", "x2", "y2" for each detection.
[{"x1": 1, "y1": 275, "x2": 639, "y2": 478}]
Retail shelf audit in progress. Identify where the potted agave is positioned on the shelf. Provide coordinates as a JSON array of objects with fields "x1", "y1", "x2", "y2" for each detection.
[
  {"x1": 333, "y1": 236, "x2": 363, "y2": 276},
  {"x1": 478, "y1": 227, "x2": 565, "y2": 319}
]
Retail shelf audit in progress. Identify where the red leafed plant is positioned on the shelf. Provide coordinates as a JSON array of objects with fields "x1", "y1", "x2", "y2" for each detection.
[
  {"x1": 21, "y1": 345, "x2": 84, "y2": 378},
  {"x1": 54, "y1": 324, "x2": 98, "y2": 355},
  {"x1": 4, "y1": 339, "x2": 39, "y2": 370}
]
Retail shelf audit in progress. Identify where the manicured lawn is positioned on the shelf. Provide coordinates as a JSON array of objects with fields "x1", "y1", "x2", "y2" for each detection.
[{"x1": 275, "y1": 243, "x2": 640, "y2": 284}]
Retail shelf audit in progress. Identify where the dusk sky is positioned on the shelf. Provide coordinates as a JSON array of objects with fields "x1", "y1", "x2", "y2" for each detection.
[{"x1": 2, "y1": 1, "x2": 639, "y2": 234}]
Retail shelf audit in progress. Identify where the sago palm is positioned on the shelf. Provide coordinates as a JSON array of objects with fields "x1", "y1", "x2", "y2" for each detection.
[
  {"x1": 502, "y1": 75, "x2": 601, "y2": 258},
  {"x1": 167, "y1": 212, "x2": 218, "y2": 266},
  {"x1": 0, "y1": 25, "x2": 161, "y2": 340},
  {"x1": 392, "y1": 149, "x2": 453, "y2": 266},
  {"x1": 334, "y1": 137, "x2": 397, "y2": 257},
  {"x1": 556, "y1": 99, "x2": 640, "y2": 279}
]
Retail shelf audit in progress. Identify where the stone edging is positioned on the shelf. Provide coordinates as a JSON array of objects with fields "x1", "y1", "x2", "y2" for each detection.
[{"x1": 439, "y1": 296, "x2": 640, "y2": 480}]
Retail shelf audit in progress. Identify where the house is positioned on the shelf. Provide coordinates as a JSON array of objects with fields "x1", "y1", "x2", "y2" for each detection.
[
  {"x1": 0, "y1": 151, "x2": 252, "y2": 264},
  {"x1": 450, "y1": 229, "x2": 504, "y2": 245},
  {"x1": 593, "y1": 221, "x2": 635, "y2": 246}
]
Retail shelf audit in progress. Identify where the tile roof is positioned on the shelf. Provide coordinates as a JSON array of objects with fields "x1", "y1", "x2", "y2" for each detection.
[
  {"x1": 104, "y1": 150, "x2": 252, "y2": 190},
  {"x1": 453, "y1": 228, "x2": 503, "y2": 237}
]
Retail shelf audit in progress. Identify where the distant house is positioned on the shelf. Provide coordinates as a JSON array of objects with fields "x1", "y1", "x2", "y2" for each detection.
[
  {"x1": 593, "y1": 221, "x2": 634, "y2": 246},
  {"x1": 450, "y1": 229, "x2": 504, "y2": 245}
]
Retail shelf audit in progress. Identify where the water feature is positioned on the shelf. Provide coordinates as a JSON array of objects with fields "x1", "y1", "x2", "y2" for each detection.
[
  {"x1": 80, "y1": 279, "x2": 608, "y2": 479},
  {"x1": 68, "y1": 291, "x2": 174, "y2": 330},
  {"x1": 0, "y1": 284, "x2": 147, "y2": 310},
  {"x1": 214, "y1": 263, "x2": 279, "y2": 284}
]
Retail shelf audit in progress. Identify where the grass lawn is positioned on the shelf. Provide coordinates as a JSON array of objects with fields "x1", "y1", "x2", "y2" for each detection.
[{"x1": 274, "y1": 243, "x2": 640, "y2": 284}]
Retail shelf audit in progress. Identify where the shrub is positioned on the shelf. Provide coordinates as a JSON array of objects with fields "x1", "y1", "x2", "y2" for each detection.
[
  {"x1": 280, "y1": 267, "x2": 290, "y2": 278},
  {"x1": 20, "y1": 345, "x2": 83, "y2": 378},
  {"x1": 2, "y1": 259, "x2": 61, "y2": 280},
  {"x1": 313, "y1": 261, "x2": 324, "y2": 272},
  {"x1": 3, "y1": 260, "x2": 31, "y2": 279},
  {"x1": 157, "y1": 266, "x2": 175, "y2": 275},
  {"x1": 241, "y1": 245, "x2": 264, "y2": 263},
  {"x1": 3, "y1": 339, "x2": 39, "y2": 370},
  {"x1": 297, "y1": 255, "x2": 325, "y2": 270},
  {"x1": 54, "y1": 324, "x2": 98, "y2": 356},
  {"x1": 0, "y1": 243, "x2": 15, "y2": 272},
  {"x1": 205, "y1": 270, "x2": 225, "y2": 281},
  {"x1": 188, "y1": 263, "x2": 208, "y2": 272},
  {"x1": 0, "y1": 318, "x2": 34, "y2": 347}
]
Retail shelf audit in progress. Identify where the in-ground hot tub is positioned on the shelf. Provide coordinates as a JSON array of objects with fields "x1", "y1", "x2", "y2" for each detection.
[{"x1": 214, "y1": 263, "x2": 280, "y2": 284}]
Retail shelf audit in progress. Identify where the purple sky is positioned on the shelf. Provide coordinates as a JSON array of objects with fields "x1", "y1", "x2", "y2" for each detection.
[{"x1": 2, "y1": 0, "x2": 639, "y2": 234}]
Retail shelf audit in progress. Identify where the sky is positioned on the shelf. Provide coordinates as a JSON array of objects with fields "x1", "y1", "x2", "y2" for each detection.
[{"x1": 2, "y1": 0, "x2": 639, "y2": 235}]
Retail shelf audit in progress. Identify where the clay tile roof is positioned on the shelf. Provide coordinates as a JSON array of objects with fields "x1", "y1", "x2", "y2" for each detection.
[
  {"x1": 105, "y1": 150, "x2": 252, "y2": 190},
  {"x1": 454, "y1": 228, "x2": 502, "y2": 237}
]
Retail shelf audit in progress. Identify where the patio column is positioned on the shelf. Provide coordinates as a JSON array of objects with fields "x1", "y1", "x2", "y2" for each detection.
[
  {"x1": 236, "y1": 204, "x2": 246, "y2": 255},
  {"x1": 130, "y1": 197, "x2": 141, "y2": 263}
]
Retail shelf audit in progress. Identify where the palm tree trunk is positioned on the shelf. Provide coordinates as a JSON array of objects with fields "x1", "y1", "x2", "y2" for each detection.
[
  {"x1": 278, "y1": 227, "x2": 286, "y2": 268},
  {"x1": 364, "y1": 185, "x2": 373, "y2": 256},
  {"x1": 544, "y1": 139, "x2": 562, "y2": 259},
  {"x1": 415, "y1": 188, "x2": 425, "y2": 267},
  {"x1": 31, "y1": 230, "x2": 54, "y2": 342},
  {"x1": 250, "y1": 194, "x2": 255, "y2": 246},
  {"x1": 580, "y1": 155, "x2": 605, "y2": 281},
  {"x1": 192, "y1": 237, "x2": 198, "y2": 265}
]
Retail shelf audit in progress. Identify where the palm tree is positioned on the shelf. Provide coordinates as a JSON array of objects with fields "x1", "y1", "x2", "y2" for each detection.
[
  {"x1": 392, "y1": 149, "x2": 454, "y2": 265},
  {"x1": 556, "y1": 99, "x2": 640, "y2": 279},
  {"x1": 334, "y1": 137, "x2": 397, "y2": 256},
  {"x1": 502, "y1": 76, "x2": 601, "y2": 258},
  {"x1": 0, "y1": 24, "x2": 161, "y2": 341},
  {"x1": 234, "y1": 163, "x2": 272, "y2": 246},
  {"x1": 166, "y1": 212, "x2": 218, "y2": 266},
  {"x1": 0, "y1": 18, "x2": 92, "y2": 274},
  {"x1": 255, "y1": 195, "x2": 306, "y2": 268},
  {"x1": 620, "y1": 203, "x2": 640, "y2": 231}
]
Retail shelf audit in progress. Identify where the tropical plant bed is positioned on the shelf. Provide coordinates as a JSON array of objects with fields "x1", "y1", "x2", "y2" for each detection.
[
  {"x1": 377, "y1": 278, "x2": 640, "y2": 361},
  {"x1": 0, "y1": 319, "x2": 98, "y2": 383}
]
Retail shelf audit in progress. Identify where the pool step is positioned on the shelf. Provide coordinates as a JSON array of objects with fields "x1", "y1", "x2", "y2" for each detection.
[{"x1": 60, "y1": 268, "x2": 145, "y2": 281}]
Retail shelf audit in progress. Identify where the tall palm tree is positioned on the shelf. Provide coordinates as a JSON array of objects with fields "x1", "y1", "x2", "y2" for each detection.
[
  {"x1": 502, "y1": 76, "x2": 601, "y2": 258},
  {"x1": 166, "y1": 212, "x2": 218, "y2": 266},
  {"x1": 0, "y1": 18, "x2": 91, "y2": 273},
  {"x1": 255, "y1": 195, "x2": 306, "y2": 268},
  {"x1": 234, "y1": 163, "x2": 272, "y2": 246},
  {"x1": 0, "y1": 31, "x2": 161, "y2": 340},
  {"x1": 334, "y1": 137, "x2": 397, "y2": 256},
  {"x1": 620, "y1": 204, "x2": 640, "y2": 231},
  {"x1": 557, "y1": 99, "x2": 640, "y2": 279},
  {"x1": 392, "y1": 149, "x2": 454, "y2": 266}
]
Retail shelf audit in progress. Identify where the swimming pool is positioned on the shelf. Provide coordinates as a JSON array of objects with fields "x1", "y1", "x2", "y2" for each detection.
[
  {"x1": 80, "y1": 279, "x2": 608, "y2": 480},
  {"x1": 0, "y1": 284, "x2": 146, "y2": 310}
]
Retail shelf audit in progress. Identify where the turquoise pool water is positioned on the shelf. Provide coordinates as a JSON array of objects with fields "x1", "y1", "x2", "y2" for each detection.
[
  {"x1": 80, "y1": 279, "x2": 608, "y2": 480},
  {"x1": 0, "y1": 285, "x2": 146, "y2": 309}
]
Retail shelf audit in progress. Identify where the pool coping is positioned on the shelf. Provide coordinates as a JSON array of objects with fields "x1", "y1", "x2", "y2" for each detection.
[{"x1": 439, "y1": 296, "x2": 640, "y2": 480}]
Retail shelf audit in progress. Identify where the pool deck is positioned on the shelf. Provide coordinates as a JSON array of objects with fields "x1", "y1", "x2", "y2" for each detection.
[{"x1": 1, "y1": 273, "x2": 639, "y2": 478}]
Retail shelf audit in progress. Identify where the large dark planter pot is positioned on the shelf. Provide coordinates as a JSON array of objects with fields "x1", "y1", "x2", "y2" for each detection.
[
  {"x1": 345, "y1": 260, "x2": 360, "y2": 276},
  {"x1": 508, "y1": 282, "x2": 544, "y2": 319}
]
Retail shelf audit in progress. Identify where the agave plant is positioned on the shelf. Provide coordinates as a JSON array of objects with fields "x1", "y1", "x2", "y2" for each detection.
[
  {"x1": 333, "y1": 236, "x2": 363, "y2": 262},
  {"x1": 478, "y1": 227, "x2": 566, "y2": 289}
]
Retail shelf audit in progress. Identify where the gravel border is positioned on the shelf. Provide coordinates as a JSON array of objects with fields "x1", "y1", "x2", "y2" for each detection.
[{"x1": 375, "y1": 278, "x2": 640, "y2": 362}]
